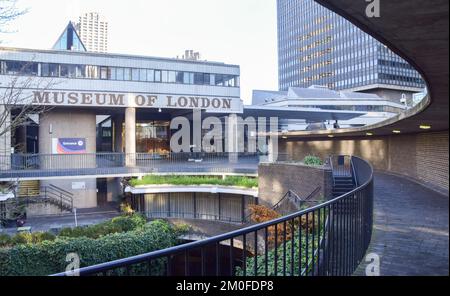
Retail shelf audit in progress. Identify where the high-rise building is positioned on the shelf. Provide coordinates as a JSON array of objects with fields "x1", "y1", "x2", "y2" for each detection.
[
  {"x1": 74, "y1": 12, "x2": 108, "y2": 53},
  {"x1": 277, "y1": 0, "x2": 425, "y2": 103}
]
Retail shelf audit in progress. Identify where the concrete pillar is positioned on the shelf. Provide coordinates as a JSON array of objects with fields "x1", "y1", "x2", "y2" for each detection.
[
  {"x1": 112, "y1": 114, "x2": 124, "y2": 153},
  {"x1": 268, "y1": 136, "x2": 279, "y2": 163},
  {"x1": 125, "y1": 107, "x2": 136, "y2": 166},
  {"x1": 227, "y1": 114, "x2": 239, "y2": 163},
  {"x1": 0, "y1": 106, "x2": 11, "y2": 170}
]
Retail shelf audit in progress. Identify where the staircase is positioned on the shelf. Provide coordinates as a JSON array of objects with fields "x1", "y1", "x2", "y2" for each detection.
[
  {"x1": 332, "y1": 176, "x2": 355, "y2": 197},
  {"x1": 329, "y1": 155, "x2": 356, "y2": 198},
  {"x1": 17, "y1": 184, "x2": 74, "y2": 213},
  {"x1": 18, "y1": 180, "x2": 40, "y2": 197}
]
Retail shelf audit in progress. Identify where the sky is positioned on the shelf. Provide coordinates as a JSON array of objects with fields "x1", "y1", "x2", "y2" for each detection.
[{"x1": 1, "y1": 0, "x2": 279, "y2": 104}]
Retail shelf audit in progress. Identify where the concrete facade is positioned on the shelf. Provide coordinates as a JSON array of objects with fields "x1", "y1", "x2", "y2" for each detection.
[
  {"x1": 281, "y1": 131, "x2": 449, "y2": 195},
  {"x1": 258, "y1": 162, "x2": 333, "y2": 206},
  {"x1": 39, "y1": 109, "x2": 98, "y2": 209}
]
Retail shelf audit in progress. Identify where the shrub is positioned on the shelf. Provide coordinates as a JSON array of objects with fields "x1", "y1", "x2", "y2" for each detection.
[
  {"x1": 0, "y1": 220, "x2": 184, "y2": 276},
  {"x1": 0, "y1": 234, "x2": 11, "y2": 247},
  {"x1": 111, "y1": 214, "x2": 146, "y2": 232},
  {"x1": 130, "y1": 175, "x2": 258, "y2": 188},
  {"x1": 11, "y1": 233, "x2": 33, "y2": 245},
  {"x1": 120, "y1": 202, "x2": 135, "y2": 215},
  {"x1": 31, "y1": 232, "x2": 56, "y2": 244},
  {"x1": 58, "y1": 214, "x2": 146, "y2": 239},
  {"x1": 303, "y1": 155, "x2": 323, "y2": 166}
]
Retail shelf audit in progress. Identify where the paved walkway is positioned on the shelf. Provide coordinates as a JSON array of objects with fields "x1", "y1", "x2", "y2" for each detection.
[
  {"x1": 0, "y1": 208, "x2": 120, "y2": 235},
  {"x1": 356, "y1": 172, "x2": 449, "y2": 276}
]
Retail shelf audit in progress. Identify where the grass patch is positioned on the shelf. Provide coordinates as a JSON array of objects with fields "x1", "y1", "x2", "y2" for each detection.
[{"x1": 129, "y1": 175, "x2": 258, "y2": 189}]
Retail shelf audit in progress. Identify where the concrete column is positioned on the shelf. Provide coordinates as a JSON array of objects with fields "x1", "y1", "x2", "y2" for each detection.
[
  {"x1": 268, "y1": 136, "x2": 279, "y2": 163},
  {"x1": 0, "y1": 106, "x2": 11, "y2": 170},
  {"x1": 227, "y1": 114, "x2": 239, "y2": 163},
  {"x1": 125, "y1": 107, "x2": 136, "y2": 166},
  {"x1": 112, "y1": 114, "x2": 124, "y2": 153}
]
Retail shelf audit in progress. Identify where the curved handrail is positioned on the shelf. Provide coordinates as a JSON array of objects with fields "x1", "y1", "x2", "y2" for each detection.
[{"x1": 52, "y1": 155, "x2": 374, "y2": 276}]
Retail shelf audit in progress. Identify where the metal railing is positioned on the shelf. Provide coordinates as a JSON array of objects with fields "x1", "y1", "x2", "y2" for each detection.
[
  {"x1": 52, "y1": 155, "x2": 374, "y2": 276},
  {"x1": 7, "y1": 184, "x2": 74, "y2": 213},
  {"x1": 0, "y1": 152, "x2": 270, "y2": 179}
]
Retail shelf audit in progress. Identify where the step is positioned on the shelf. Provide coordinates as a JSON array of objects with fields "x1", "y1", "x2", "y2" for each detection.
[{"x1": 18, "y1": 180, "x2": 40, "y2": 197}]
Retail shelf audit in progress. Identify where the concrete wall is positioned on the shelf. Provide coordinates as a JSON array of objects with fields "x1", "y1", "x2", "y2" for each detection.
[
  {"x1": 39, "y1": 109, "x2": 98, "y2": 209},
  {"x1": 258, "y1": 162, "x2": 333, "y2": 207},
  {"x1": 281, "y1": 131, "x2": 449, "y2": 195}
]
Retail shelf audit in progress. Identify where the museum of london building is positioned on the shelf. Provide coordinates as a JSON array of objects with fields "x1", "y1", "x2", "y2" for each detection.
[{"x1": 0, "y1": 23, "x2": 367, "y2": 217}]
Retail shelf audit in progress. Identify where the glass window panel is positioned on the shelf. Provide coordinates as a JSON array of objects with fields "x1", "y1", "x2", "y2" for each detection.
[
  {"x1": 86, "y1": 65, "x2": 99, "y2": 79},
  {"x1": 161, "y1": 70, "x2": 168, "y2": 82},
  {"x1": 41, "y1": 63, "x2": 59, "y2": 77},
  {"x1": 132, "y1": 68, "x2": 139, "y2": 81},
  {"x1": 154, "y1": 70, "x2": 161, "y2": 82},
  {"x1": 124, "y1": 68, "x2": 131, "y2": 81},
  {"x1": 194, "y1": 73, "x2": 204, "y2": 85},
  {"x1": 147, "y1": 69, "x2": 154, "y2": 82},
  {"x1": 116, "y1": 68, "x2": 124, "y2": 80},
  {"x1": 110, "y1": 67, "x2": 117, "y2": 80},
  {"x1": 168, "y1": 71, "x2": 176, "y2": 83},
  {"x1": 139, "y1": 69, "x2": 147, "y2": 81},
  {"x1": 183, "y1": 72, "x2": 190, "y2": 84},
  {"x1": 176, "y1": 71, "x2": 184, "y2": 84},
  {"x1": 100, "y1": 67, "x2": 109, "y2": 80}
]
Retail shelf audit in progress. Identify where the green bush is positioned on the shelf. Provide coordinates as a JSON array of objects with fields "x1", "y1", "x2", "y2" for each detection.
[
  {"x1": 58, "y1": 214, "x2": 146, "y2": 239},
  {"x1": 111, "y1": 214, "x2": 147, "y2": 232},
  {"x1": 303, "y1": 155, "x2": 323, "y2": 166},
  {"x1": 0, "y1": 234, "x2": 11, "y2": 248},
  {"x1": 130, "y1": 175, "x2": 258, "y2": 188},
  {"x1": 31, "y1": 232, "x2": 56, "y2": 244},
  {"x1": 0, "y1": 220, "x2": 185, "y2": 276},
  {"x1": 10, "y1": 233, "x2": 33, "y2": 245}
]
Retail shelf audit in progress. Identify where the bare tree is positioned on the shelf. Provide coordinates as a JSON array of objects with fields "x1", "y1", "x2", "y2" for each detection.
[{"x1": 0, "y1": 0, "x2": 28, "y2": 34}]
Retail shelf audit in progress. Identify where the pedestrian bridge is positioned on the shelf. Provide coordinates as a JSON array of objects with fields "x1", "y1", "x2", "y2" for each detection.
[{"x1": 0, "y1": 153, "x2": 268, "y2": 181}]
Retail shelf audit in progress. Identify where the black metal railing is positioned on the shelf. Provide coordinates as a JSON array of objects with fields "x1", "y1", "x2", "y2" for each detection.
[
  {"x1": 0, "y1": 152, "x2": 280, "y2": 179},
  {"x1": 52, "y1": 155, "x2": 374, "y2": 276}
]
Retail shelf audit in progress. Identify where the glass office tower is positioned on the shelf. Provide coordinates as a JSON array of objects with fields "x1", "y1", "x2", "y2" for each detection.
[{"x1": 277, "y1": 0, "x2": 425, "y2": 93}]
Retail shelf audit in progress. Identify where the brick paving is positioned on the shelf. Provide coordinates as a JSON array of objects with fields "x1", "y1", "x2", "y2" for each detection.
[{"x1": 355, "y1": 172, "x2": 449, "y2": 276}]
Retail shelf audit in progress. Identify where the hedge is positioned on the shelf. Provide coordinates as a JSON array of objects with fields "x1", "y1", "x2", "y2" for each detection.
[{"x1": 0, "y1": 220, "x2": 185, "y2": 276}]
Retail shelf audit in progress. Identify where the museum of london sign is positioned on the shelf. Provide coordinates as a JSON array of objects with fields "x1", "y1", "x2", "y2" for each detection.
[{"x1": 31, "y1": 91, "x2": 241, "y2": 112}]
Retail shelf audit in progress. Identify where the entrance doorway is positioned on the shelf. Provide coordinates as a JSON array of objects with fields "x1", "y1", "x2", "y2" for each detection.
[{"x1": 97, "y1": 178, "x2": 108, "y2": 206}]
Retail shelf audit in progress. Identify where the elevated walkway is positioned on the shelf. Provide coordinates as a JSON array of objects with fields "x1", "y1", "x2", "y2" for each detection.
[{"x1": 355, "y1": 172, "x2": 449, "y2": 275}]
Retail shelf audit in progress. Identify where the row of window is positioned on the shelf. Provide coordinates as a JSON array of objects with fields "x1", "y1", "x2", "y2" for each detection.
[{"x1": 0, "y1": 60, "x2": 240, "y2": 87}]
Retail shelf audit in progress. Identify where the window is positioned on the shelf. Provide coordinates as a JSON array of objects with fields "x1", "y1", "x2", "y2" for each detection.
[
  {"x1": 194, "y1": 73, "x2": 204, "y2": 85},
  {"x1": 132, "y1": 68, "x2": 140, "y2": 81},
  {"x1": 116, "y1": 68, "x2": 124, "y2": 80},
  {"x1": 147, "y1": 69, "x2": 154, "y2": 82},
  {"x1": 139, "y1": 69, "x2": 147, "y2": 81},
  {"x1": 60, "y1": 64, "x2": 79, "y2": 78},
  {"x1": 168, "y1": 71, "x2": 176, "y2": 83},
  {"x1": 124, "y1": 68, "x2": 131, "y2": 81},
  {"x1": 176, "y1": 71, "x2": 184, "y2": 84},
  {"x1": 100, "y1": 67, "x2": 109, "y2": 80},
  {"x1": 41, "y1": 63, "x2": 59, "y2": 77},
  {"x1": 2, "y1": 60, "x2": 38, "y2": 76},
  {"x1": 154, "y1": 70, "x2": 161, "y2": 82},
  {"x1": 161, "y1": 70, "x2": 168, "y2": 83},
  {"x1": 110, "y1": 67, "x2": 117, "y2": 80},
  {"x1": 86, "y1": 65, "x2": 99, "y2": 79}
]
